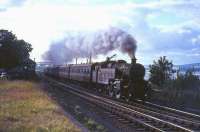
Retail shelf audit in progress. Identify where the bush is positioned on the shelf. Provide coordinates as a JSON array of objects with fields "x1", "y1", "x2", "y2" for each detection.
[{"x1": 150, "y1": 69, "x2": 200, "y2": 108}]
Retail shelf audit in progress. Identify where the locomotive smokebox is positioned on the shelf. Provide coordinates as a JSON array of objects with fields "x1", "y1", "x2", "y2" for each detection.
[{"x1": 129, "y1": 55, "x2": 145, "y2": 81}]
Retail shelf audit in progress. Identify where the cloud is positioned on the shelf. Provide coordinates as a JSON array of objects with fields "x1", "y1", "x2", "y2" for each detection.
[
  {"x1": 0, "y1": 0, "x2": 199, "y2": 64},
  {"x1": 191, "y1": 35, "x2": 200, "y2": 45},
  {"x1": 0, "y1": 0, "x2": 26, "y2": 10}
]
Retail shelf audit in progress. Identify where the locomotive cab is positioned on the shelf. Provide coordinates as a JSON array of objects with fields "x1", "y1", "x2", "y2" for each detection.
[{"x1": 105, "y1": 60, "x2": 131, "y2": 99}]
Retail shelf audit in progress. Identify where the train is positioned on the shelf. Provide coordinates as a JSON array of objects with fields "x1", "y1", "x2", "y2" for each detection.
[{"x1": 44, "y1": 56, "x2": 150, "y2": 101}]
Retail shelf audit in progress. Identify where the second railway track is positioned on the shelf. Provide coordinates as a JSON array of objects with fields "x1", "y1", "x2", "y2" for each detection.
[{"x1": 44, "y1": 76, "x2": 200, "y2": 132}]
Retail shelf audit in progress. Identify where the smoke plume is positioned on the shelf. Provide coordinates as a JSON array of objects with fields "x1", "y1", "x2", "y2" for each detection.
[{"x1": 43, "y1": 27, "x2": 137, "y2": 64}]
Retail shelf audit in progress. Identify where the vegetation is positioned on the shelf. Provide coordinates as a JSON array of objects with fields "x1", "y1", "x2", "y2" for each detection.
[
  {"x1": 174, "y1": 70, "x2": 199, "y2": 90},
  {"x1": 0, "y1": 29, "x2": 33, "y2": 69},
  {"x1": 149, "y1": 56, "x2": 200, "y2": 109},
  {"x1": 149, "y1": 56, "x2": 173, "y2": 87},
  {"x1": 74, "y1": 105, "x2": 106, "y2": 132},
  {"x1": 0, "y1": 80, "x2": 80, "y2": 132}
]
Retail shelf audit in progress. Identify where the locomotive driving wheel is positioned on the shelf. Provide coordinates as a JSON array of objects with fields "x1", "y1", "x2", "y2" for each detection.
[
  {"x1": 114, "y1": 80, "x2": 121, "y2": 99},
  {"x1": 109, "y1": 89, "x2": 114, "y2": 97},
  {"x1": 108, "y1": 82, "x2": 114, "y2": 97},
  {"x1": 115, "y1": 91, "x2": 121, "y2": 99},
  {"x1": 108, "y1": 79, "x2": 121, "y2": 99}
]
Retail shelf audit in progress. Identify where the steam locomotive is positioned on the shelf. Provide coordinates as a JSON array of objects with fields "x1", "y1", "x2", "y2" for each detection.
[{"x1": 45, "y1": 56, "x2": 150, "y2": 101}]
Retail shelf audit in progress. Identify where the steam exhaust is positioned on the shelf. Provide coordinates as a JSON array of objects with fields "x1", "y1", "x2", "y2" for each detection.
[{"x1": 43, "y1": 27, "x2": 137, "y2": 64}]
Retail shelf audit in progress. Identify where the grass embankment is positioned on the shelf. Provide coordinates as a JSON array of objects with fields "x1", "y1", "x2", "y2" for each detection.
[{"x1": 0, "y1": 80, "x2": 80, "y2": 132}]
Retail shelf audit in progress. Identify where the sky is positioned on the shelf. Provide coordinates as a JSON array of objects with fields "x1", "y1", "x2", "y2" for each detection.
[{"x1": 0, "y1": 0, "x2": 200, "y2": 65}]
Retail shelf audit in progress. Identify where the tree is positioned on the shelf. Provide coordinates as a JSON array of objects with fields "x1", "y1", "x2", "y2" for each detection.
[
  {"x1": 149, "y1": 56, "x2": 173, "y2": 87},
  {"x1": 0, "y1": 29, "x2": 32, "y2": 69},
  {"x1": 175, "y1": 70, "x2": 199, "y2": 90}
]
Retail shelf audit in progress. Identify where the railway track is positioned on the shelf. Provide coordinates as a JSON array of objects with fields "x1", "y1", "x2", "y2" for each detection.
[
  {"x1": 58, "y1": 78, "x2": 200, "y2": 125},
  {"x1": 113, "y1": 100, "x2": 200, "y2": 131},
  {"x1": 44, "y1": 76, "x2": 200, "y2": 131}
]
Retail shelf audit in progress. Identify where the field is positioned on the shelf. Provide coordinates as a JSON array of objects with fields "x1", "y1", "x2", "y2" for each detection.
[{"x1": 0, "y1": 80, "x2": 80, "y2": 132}]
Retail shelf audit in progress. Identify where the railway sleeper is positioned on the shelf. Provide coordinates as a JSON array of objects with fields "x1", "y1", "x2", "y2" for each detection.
[
  {"x1": 144, "y1": 111, "x2": 200, "y2": 130},
  {"x1": 122, "y1": 114, "x2": 163, "y2": 131},
  {"x1": 135, "y1": 128, "x2": 146, "y2": 131}
]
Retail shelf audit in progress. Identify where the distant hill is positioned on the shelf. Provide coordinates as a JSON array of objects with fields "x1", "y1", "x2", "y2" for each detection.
[
  {"x1": 144, "y1": 63, "x2": 200, "y2": 79},
  {"x1": 174, "y1": 63, "x2": 200, "y2": 72}
]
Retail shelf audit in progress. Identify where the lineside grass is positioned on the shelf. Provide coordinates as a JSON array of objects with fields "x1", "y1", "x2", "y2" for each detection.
[{"x1": 0, "y1": 80, "x2": 80, "y2": 132}]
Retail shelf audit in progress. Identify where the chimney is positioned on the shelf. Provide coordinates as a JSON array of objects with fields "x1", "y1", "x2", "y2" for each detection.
[
  {"x1": 89, "y1": 53, "x2": 92, "y2": 64},
  {"x1": 131, "y1": 56, "x2": 137, "y2": 64},
  {"x1": 76, "y1": 58, "x2": 78, "y2": 64}
]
